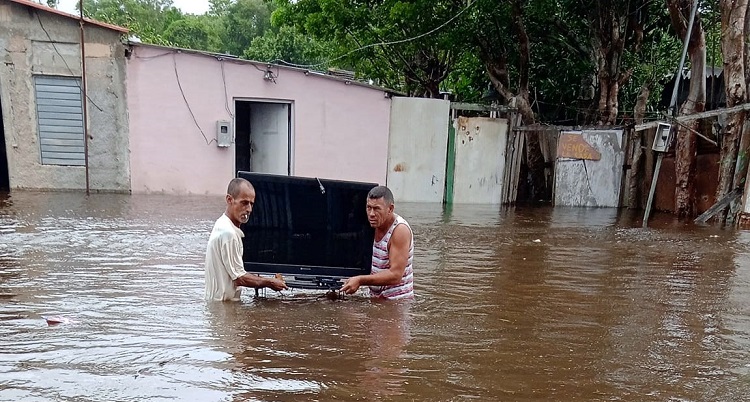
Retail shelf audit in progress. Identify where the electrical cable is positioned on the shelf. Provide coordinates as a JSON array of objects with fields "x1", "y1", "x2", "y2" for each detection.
[
  {"x1": 36, "y1": 12, "x2": 104, "y2": 112},
  {"x1": 272, "y1": 0, "x2": 477, "y2": 69},
  {"x1": 220, "y1": 59, "x2": 234, "y2": 118},
  {"x1": 173, "y1": 53, "x2": 215, "y2": 146}
]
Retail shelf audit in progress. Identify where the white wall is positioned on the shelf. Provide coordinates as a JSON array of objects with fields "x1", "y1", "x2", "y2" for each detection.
[
  {"x1": 452, "y1": 117, "x2": 509, "y2": 204},
  {"x1": 386, "y1": 97, "x2": 450, "y2": 203}
]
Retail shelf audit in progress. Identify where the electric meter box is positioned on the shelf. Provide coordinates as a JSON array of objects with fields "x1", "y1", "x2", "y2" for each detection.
[
  {"x1": 216, "y1": 120, "x2": 232, "y2": 148},
  {"x1": 652, "y1": 122, "x2": 672, "y2": 152}
]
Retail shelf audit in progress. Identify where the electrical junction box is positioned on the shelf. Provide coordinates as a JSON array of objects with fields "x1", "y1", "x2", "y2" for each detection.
[
  {"x1": 652, "y1": 122, "x2": 672, "y2": 152},
  {"x1": 216, "y1": 120, "x2": 232, "y2": 148}
]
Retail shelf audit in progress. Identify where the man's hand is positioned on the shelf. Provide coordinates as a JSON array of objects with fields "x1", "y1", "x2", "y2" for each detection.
[
  {"x1": 340, "y1": 276, "x2": 362, "y2": 295},
  {"x1": 266, "y1": 277, "x2": 288, "y2": 292}
]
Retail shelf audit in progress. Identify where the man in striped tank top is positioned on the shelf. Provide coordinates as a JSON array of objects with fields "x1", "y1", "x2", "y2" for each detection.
[{"x1": 340, "y1": 186, "x2": 414, "y2": 300}]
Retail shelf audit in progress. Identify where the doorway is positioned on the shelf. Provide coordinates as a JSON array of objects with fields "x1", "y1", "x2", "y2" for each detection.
[
  {"x1": 0, "y1": 92, "x2": 9, "y2": 191},
  {"x1": 234, "y1": 100, "x2": 292, "y2": 175}
]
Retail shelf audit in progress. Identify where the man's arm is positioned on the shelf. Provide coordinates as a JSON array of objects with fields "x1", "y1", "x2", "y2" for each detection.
[
  {"x1": 220, "y1": 232, "x2": 288, "y2": 291},
  {"x1": 340, "y1": 224, "x2": 411, "y2": 294},
  {"x1": 234, "y1": 274, "x2": 287, "y2": 291}
]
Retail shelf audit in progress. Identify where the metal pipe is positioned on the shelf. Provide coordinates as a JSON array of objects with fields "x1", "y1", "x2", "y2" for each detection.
[
  {"x1": 642, "y1": 0, "x2": 700, "y2": 228},
  {"x1": 668, "y1": 0, "x2": 700, "y2": 117},
  {"x1": 79, "y1": 0, "x2": 90, "y2": 195}
]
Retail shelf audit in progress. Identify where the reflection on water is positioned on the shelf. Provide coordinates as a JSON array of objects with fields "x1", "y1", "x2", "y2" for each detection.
[{"x1": 1, "y1": 191, "x2": 750, "y2": 401}]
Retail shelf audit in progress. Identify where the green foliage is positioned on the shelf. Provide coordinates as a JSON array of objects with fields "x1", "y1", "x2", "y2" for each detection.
[
  {"x1": 80, "y1": 0, "x2": 712, "y2": 124},
  {"x1": 83, "y1": 0, "x2": 182, "y2": 45},
  {"x1": 163, "y1": 15, "x2": 223, "y2": 52},
  {"x1": 208, "y1": 0, "x2": 232, "y2": 17},
  {"x1": 272, "y1": 0, "x2": 467, "y2": 97},
  {"x1": 244, "y1": 25, "x2": 333, "y2": 66},
  {"x1": 220, "y1": 0, "x2": 275, "y2": 56}
]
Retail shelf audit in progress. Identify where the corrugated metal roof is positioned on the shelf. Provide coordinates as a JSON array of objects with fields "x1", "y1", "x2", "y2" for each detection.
[{"x1": 7, "y1": 0, "x2": 128, "y2": 33}]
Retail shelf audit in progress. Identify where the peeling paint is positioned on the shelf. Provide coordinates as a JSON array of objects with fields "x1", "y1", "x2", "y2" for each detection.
[
  {"x1": 452, "y1": 117, "x2": 509, "y2": 204},
  {"x1": 554, "y1": 130, "x2": 624, "y2": 208},
  {"x1": 0, "y1": 3, "x2": 130, "y2": 192},
  {"x1": 387, "y1": 97, "x2": 449, "y2": 202}
]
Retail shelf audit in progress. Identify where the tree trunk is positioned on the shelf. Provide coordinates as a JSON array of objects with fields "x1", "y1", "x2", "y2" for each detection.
[
  {"x1": 627, "y1": 84, "x2": 649, "y2": 209},
  {"x1": 667, "y1": 0, "x2": 706, "y2": 219},
  {"x1": 590, "y1": 2, "x2": 645, "y2": 125},
  {"x1": 481, "y1": 0, "x2": 545, "y2": 202},
  {"x1": 736, "y1": 5, "x2": 750, "y2": 222},
  {"x1": 592, "y1": 7, "x2": 625, "y2": 125},
  {"x1": 717, "y1": 0, "x2": 748, "y2": 223}
]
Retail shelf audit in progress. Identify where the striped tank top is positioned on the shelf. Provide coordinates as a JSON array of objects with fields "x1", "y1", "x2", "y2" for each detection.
[{"x1": 369, "y1": 214, "x2": 414, "y2": 300}]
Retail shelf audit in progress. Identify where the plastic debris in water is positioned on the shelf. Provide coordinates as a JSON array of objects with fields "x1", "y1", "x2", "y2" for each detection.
[
  {"x1": 532, "y1": 239, "x2": 541, "y2": 243},
  {"x1": 41, "y1": 316, "x2": 74, "y2": 326}
]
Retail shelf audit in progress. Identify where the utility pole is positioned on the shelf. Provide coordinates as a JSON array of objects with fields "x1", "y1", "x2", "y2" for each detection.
[
  {"x1": 79, "y1": 0, "x2": 90, "y2": 195},
  {"x1": 642, "y1": 0, "x2": 700, "y2": 228}
]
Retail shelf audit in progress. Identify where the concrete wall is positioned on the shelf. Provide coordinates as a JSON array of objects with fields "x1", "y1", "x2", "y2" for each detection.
[
  {"x1": 452, "y1": 117, "x2": 508, "y2": 204},
  {"x1": 0, "y1": 2, "x2": 130, "y2": 191},
  {"x1": 127, "y1": 45, "x2": 392, "y2": 195},
  {"x1": 554, "y1": 130, "x2": 625, "y2": 208},
  {"x1": 386, "y1": 97, "x2": 449, "y2": 203}
]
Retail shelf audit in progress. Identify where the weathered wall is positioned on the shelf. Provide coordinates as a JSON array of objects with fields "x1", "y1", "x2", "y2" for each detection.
[
  {"x1": 127, "y1": 45, "x2": 391, "y2": 195},
  {"x1": 554, "y1": 130, "x2": 625, "y2": 208},
  {"x1": 0, "y1": 2, "x2": 130, "y2": 192},
  {"x1": 452, "y1": 117, "x2": 508, "y2": 204},
  {"x1": 386, "y1": 97, "x2": 449, "y2": 203},
  {"x1": 655, "y1": 153, "x2": 719, "y2": 214}
]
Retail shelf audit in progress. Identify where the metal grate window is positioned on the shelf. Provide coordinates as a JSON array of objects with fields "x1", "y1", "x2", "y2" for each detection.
[{"x1": 34, "y1": 76, "x2": 85, "y2": 166}]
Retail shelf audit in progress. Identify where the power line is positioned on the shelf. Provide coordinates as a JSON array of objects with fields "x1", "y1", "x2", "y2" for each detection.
[
  {"x1": 35, "y1": 12, "x2": 104, "y2": 113},
  {"x1": 273, "y1": 0, "x2": 477, "y2": 69},
  {"x1": 220, "y1": 59, "x2": 234, "y2": 119},
  {"x1": 172, "y1": 53, "x2": 215, "y2": 146}
]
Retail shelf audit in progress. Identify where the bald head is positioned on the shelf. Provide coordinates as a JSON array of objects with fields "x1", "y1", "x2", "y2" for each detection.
[{"x1": 227, "y1": 178, "x2": 254, "y2": 198}]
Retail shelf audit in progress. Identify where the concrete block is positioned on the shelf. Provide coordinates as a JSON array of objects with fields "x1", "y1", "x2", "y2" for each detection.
[{"x1": 85, "y1": 43, "x2": 112, "y2": 58}]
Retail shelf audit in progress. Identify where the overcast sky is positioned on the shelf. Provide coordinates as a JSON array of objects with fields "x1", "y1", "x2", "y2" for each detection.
[{"x1": 57, "y1": 0, "x2": 211, "y2": 16}]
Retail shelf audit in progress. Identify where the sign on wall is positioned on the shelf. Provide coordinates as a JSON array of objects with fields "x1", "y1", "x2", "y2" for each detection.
[
  {"x1": 554, "y1": 130, "x2": 625, "y2": 208},
  {"x1": 557, "y1": 132, "x2": 601, "y2": 161}
]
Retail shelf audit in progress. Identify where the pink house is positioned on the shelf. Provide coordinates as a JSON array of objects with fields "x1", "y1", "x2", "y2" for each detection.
[{"x1": 126, "y1": 43, "x2": 393, "y2": 195}]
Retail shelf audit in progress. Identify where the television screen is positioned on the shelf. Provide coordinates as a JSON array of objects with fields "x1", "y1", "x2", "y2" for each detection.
[{"x1": 237, "y1": 171, "x2": 377, "y2": 289}]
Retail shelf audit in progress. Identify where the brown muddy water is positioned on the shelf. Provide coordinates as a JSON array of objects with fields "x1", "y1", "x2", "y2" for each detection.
[{"x1": 1, "y1": 191, "x2": 750, "y2": 401}]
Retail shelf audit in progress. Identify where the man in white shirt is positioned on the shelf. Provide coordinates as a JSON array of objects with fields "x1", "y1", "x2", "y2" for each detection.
[{"x1": 205, "y1": 178, "x2": 287, "y2": 301}]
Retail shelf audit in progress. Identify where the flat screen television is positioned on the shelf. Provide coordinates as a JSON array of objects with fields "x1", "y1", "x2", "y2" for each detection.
[{"x1": 237, "y1": 171, "x2": 377, "y2": 289}]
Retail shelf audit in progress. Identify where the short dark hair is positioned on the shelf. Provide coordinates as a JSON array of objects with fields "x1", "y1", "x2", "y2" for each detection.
[
  {"x1": 227, "y1": 178, "x2": 253, "y2": 198},
  {"x1": 368, "y1": 185, "x2": 394, "y2": 205}
]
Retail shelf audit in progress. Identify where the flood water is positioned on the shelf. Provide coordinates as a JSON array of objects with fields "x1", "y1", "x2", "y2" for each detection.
[{"x1": 1, "y1": 191, "x2": 750, "y2": 401}]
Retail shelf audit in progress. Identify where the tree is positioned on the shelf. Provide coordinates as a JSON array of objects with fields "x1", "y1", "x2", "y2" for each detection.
[
  {"x1": 208, "y1": 0, "x2": 232, "y2": 17},
  {"x1": 666, "y1": 0, "x2": 706, "y2": 218},
  {"x1": 82, "y1": 0, "x2": 184, "y2": 45},
  {"x1": 244, "y1": 25, "x2": 333, "y2": 66},
  {"x1": 718, "y1": 0, "x2": 749, "y2": 223},
  {"x1": 221, "y1": 0, "x2": 275, "y2": 56},
  {"x1": 163, "y1": 15, "x2": 223, "y2": 52},
  {"x1": 273, "y1": 0, "x2": 466, "y2": 97},
  {"x1": 470, "y1": 0, "x2": 533, "y2": 122}
]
